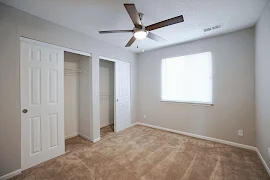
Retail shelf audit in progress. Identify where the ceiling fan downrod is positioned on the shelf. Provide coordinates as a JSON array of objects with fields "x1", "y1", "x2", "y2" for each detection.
[{"x1": 138, "y1": 13, "x2": 144, "y2": 21}]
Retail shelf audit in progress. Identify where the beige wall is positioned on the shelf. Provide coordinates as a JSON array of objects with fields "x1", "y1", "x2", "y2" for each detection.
[
  {"x1": 255, "y1": 0, "x2": 270, "y2": 168},
  {"x1": 0, "y1": 1, "x2": 263, "y2": 177},
  {"x1": 138, "y1": 28, "x2": 255, "y2": 147},
  {"x1": 0, "y1": 3, "x2": 138, "y2": 176}
]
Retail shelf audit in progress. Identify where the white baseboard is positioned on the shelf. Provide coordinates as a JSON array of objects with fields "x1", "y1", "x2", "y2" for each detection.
[
  {"x1": 130, "y1": 122, "x2": 139, "y2": 127},
  {"x1": 135, "y1": 122, "x2": 256, "y2": 151},
  {"x1": 0, "y1": 169, "x2": 21, "y2": 180},
  {"x1": 78, "y1": 133, "x2": 91, "y2": 141},
  {"x1": 93, "y1": 137, "x2": 101, "y2": 143},
  {"x1": 65, "y1": 133, "x2": 78, "y2": 139},
  {"x1": 133, "y1": 122, "x2": 270, "y2": 176},
  {"x1": 256, "y1": 148, "x2": 270, "y2": 176},
  {"x1": 79, "y1": 133, "x2": 100, "y2": 143}
]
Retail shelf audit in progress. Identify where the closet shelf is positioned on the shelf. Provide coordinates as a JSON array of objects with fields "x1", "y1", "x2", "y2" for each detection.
[{"x1": 64, "y1": 68, "x2": 84, "y2": 76}]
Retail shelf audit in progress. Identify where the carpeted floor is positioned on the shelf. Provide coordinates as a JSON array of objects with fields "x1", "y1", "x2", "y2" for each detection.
[{"x1": 11, "y1": 125, "x2": 269, "y2": 180}]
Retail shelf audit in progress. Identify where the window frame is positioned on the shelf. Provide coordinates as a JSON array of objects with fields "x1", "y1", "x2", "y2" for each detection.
[{"x1": 160, "y1": 52, "x2": 214, "y2": 106}]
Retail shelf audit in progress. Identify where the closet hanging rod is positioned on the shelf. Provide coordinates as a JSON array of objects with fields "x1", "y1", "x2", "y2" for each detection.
[{"x1": 64, "y1": 68, "x2": 84, "y2": 73}]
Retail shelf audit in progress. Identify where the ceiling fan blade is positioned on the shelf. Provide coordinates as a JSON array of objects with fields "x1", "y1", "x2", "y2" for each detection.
[
  {"x1": 146, "y1": 15, "x2": 184, "y2": 31},
  {"x1": 147, "y1": 32, "x2": 166, "y2": 43},
  {"x1": 99, "y1": 30, "x2": 133, "y2": 34},
  {"x1": 124, "y1": 4, "x2": 142, "y2": 28},
  {"x1": 125, "y1": 36, "x2": 136, "y2": 47}
]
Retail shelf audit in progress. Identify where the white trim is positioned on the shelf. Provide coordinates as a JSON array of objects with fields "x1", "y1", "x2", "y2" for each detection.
[
  {"x1": 130, "y1": 122, "x2": 139, "y2": 127},
  {"x1": 131, "y1": 123, "x2": 270, "y2": 176},
  {"x1": 256, "y1": 148, "x2": 270, "y2": 176},
  {"x1": 0, "y1": 169, "x2": 21, "y2": 180},
  {"x1": 99, "y1": 56, "x2": 131, "y2": 65},
  {"x1": 135, "y1": 122, "x2": 256, "y2": 151},
  {"x1": 78, "y1": 133, "x2": 91, "y2": 141},
  {"x1": 78, "y1": 133, "x2": 100, "y2": 143},
  {"x1": 93, "y1": 137, "x2": 101, "y2": 143},
  {"x1": 20, "y1": 37, "x2": 91, "y2": 57},
  {"x1": 65, "y1": 133, "x2": 78, "y2": 139},
  {"x1": 99, "y1": 56, "x2": 119, "y2": 63},
  {"x1": 161, "y1": 100, "x2": 213, "y2": 107}
]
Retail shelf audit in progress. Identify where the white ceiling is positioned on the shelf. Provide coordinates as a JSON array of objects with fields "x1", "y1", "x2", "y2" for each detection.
[{"x1": 1, "y1": 0, "x2": 267, "y2": 53}]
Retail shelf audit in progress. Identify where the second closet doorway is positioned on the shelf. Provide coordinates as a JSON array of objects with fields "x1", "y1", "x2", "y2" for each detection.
[{"x1": 99, "y1": 58, "x2": 131, "y2": 135}]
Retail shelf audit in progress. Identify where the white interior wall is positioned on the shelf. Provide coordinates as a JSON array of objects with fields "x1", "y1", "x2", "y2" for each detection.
[
  {"x1": 99, "y1": 60, "x2": 114, "y2": 128},
  {"x1": 0, "y1": 1, "x2": 263, "y2": 178},
  {"x1": 64, "y1": 52, "x2": 80, "y2": 138},
  {"x1": 0, "y1": 3, "x2": 138, "y2": 176},
  {"x1": 255, "y1": 0, "x2": 270, "y2": 169},
  {"x1": 138, "y1": 28, "x2": 255, "y2": 146}
]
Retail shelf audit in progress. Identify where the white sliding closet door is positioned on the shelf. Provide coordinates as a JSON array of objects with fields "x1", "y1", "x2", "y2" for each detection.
[
  {"x1": 115, "y1": 61, "x2": 131, "y2": 132},
  {"x1": 20, "y1": 41, "x2": 64, "y2": 170}
]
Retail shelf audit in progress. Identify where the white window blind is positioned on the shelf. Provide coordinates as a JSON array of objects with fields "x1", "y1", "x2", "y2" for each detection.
[{"x1": 161, "y1": 52, "x2": 212, "y2": 104}]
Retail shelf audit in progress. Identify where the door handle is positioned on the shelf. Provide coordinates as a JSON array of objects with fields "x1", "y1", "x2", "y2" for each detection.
[{"x1": 22, "y1": 109, "x2": 28, "y2": 113}]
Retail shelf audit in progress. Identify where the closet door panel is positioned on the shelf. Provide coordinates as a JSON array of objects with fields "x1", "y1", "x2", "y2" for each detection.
[
  {"x1": 29, "y1": 67, "x2": 41, "y2": 106},
  {"x1": 48, "y1": 69, "x2": 59, "y2": 104},
  {"x1": 49, "y1": 113, "x2": 59, "y2": 148},
  {"x1": 115, "y1": 61, "x2": 131, "y2": 132}
]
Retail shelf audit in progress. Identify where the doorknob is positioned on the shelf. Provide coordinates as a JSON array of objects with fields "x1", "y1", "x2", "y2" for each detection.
[{"x1": 22, "y1": 109, "x2": 28, "y2": 113}]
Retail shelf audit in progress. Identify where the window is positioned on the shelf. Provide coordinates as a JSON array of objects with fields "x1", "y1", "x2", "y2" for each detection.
[{"x1": 161, "y1": 52, "x2": 212, "y2": 104}]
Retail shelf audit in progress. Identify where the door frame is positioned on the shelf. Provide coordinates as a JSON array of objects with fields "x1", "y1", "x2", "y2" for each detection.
[
  {"x1": 99, "y1": 56, "x2": 131, "y2": 133},
  {"x1": 20, "y1": 37, "x2": 91, "y2": 57},
  {"x1": 20, "y1": 37, "x2": 92, "y2": 170}
]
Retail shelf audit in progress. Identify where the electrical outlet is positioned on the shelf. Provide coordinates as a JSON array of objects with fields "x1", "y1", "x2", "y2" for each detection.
[
  {"x1": 268, "y1": 148, "x2": 270, "y2": 160},
  {"x1": 143, "y1": 115, "x2": 147, "y2": 119},
  {"x1": 237, "y1": 130, "x2": 244, "y2": 137}
]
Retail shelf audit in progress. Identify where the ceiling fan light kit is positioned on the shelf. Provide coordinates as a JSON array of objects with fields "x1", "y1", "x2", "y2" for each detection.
[
  {"x1": 133, "y1": 28, "x2": 148, "y2": 40},
  {"x1": 99, "y1": 4, "x2": 184, "y2": 47}
]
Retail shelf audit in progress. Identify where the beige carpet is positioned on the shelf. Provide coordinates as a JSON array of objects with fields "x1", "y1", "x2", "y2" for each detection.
[{"x1": 12, "y1": 125, "x2": 269, "y2": 180}]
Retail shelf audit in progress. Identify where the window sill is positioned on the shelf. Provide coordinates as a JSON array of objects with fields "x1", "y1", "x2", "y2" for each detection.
[{"x1": 161, "y1": 100, "x2": 214, "y2": 107}]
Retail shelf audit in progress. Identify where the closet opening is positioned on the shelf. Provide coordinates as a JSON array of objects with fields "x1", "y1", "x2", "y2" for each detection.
[
  {"x1": 64, "y1": 52, "x2": 92, "y2": 145},
  {"x1": 99, "y1": 59, "x2": 115, "y2": 137}
]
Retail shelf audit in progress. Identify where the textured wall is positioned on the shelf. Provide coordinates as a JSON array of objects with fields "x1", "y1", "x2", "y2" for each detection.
[
  {"x1": 138, "y1": 28, "x2": 255, "y2": 147},
  {"x1": 255, "y1": 0, "x2": 270, "y2": 169},
  {"x1": 0, "y1": 3, "x2": 138, "y2": 176}
]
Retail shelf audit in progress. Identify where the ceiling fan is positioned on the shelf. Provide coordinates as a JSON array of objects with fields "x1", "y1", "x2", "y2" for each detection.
[{"x1": 99, "y1": 4, "x2": 184, "y2": 47}]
